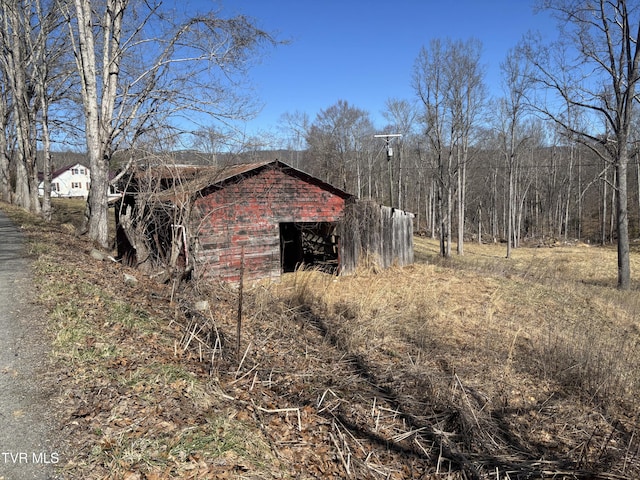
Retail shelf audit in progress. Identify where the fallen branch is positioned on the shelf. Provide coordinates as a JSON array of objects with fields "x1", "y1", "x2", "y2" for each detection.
[{"x1": 255, "y1": 406, "x2": 302, "y2": 431}]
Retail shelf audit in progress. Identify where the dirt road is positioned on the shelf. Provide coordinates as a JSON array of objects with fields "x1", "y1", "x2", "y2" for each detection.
[{"x1": 0, "y1": 210, "x2": 60, "y2": 480}]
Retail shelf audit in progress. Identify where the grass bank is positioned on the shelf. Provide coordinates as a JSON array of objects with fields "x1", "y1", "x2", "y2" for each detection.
[{"x1": 3, "y1": 200, "x2": 639, "y2": 479}]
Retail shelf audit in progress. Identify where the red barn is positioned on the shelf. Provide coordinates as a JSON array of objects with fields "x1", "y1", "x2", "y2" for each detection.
[
  {"x1": 115, "y1": 159, "x2": 413, "y2": 283},
  {"x1": 191, "y1": 160, "x2": 351, "y2": 283}
]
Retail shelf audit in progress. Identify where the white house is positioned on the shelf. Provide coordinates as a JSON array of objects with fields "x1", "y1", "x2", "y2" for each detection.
[{"x1": 38, "y1": 163, "x2": 91, "y2": 198}]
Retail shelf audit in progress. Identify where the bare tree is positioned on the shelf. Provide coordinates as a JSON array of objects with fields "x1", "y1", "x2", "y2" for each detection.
[
  {"x1": 525, "y1": 0, "x2": 640, "y2": 289},
  {"x1": 446, "y1": 39, "x2": 485, "y2": 255},
  {"x1": 305, "y1": 100, "x2": 374, "y2": 195},
  {"x1": 0, "y1": 0, "x2": 39, "y2": 213},
  {"x1": 64, "y1": 0, "x2": 275, "y2": 248},
  {"x1": 498, "y1": 47, "x2": 533, "y2": 258},
  {"x1": 277, "y1": 110, "x2": 309, "y2": 169},
  {"x1": 414, "y1": 39, "x2": 454, "y2": 257},
  {"x1": 32, "y1": 0, "x2": 68, "y2": 221},
  {"x1": 190, "y1": 126, "x2": 231, "y2": 166},
  {"x1": 0, "y1": 0, "x2": 71, "y2": 217},
  {"x1": 413, "y1": 38, "x2": 485, "y2": 257},
  {"x1": 381, "y1": 98, "x2": 417, "y2": 210}
]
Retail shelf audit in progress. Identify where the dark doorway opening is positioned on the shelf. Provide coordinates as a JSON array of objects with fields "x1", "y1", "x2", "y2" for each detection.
[{"x1": 279, "y1": 222, "x2": 339, "y2": 273}]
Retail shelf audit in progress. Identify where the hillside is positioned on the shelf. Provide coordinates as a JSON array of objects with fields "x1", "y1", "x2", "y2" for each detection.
[{"x1": 3, "y1": 200, "x2": 640, "y2": 479}]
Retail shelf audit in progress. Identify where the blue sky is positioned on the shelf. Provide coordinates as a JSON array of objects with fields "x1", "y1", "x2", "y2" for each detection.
[{"x1": 206, "y1": 1, "x2": 559, "y2": 135}]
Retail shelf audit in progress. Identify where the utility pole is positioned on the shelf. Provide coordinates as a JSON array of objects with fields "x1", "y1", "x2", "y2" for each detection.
[{"x1": 374, "y1": 134, "x2": 402, "y2": 207}]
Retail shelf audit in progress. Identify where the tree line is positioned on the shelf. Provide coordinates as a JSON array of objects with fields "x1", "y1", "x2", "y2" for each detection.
[
  {"x1": 272, "y1": 1, "x2": 640, "y2": 290},
  {"x1": 273, "y1": 102, "x2": 636, "y2": 245},
  {"x1": 1, "y1": 0, "x2": 640, "y2": 289}
]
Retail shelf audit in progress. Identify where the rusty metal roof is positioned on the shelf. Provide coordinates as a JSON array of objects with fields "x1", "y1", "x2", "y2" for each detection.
[{"x1": 138, "y1": 160, "x2": 352, "y2": 205}]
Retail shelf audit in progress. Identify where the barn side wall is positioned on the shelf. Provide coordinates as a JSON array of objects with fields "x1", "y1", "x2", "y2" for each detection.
[
  {"x1": 191, "y1": 166, "x2": 348, "y2": 283},
  {"x1": 339, "y1": 201, "x2": 414, "y2": 273}
]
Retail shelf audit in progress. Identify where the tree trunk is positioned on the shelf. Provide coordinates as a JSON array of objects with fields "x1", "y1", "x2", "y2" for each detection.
[
  {"x1": 429, "y1": 180, "x2": 436, "y2": 239},
  {"x1": 636, "y1": 153, "x2": 640, "y2": 237},
  {"x1": 601, "y1": 164, "x2": 608, "y2": 246},
  {"x1": 0, "y1": 84, "x2": 9, "y2": 203},
  {"x1": 491, "y1": 168, "x2": 498, "y2": 242},
  {"x1": 73, "y1": 0, "x2": 124, "y2": 248},
  {"x1": 616, "y1": 156, "x2": 630, "y2": 289},
  {"x1": 610, "y1": 170, "x2": 617, "y2": 244},
  {"x1": 3, "y1": 1, "x2": 39, "y2": 213},
  {"x1": 445, "y1": 179, "x2": 452, "y2": 257},
  {"x1": 563, "y1": 145, "x2": 574, "y2": 240},
  {"x1": 14, "y1": 157, "x2": 30, "y2": 210},
  {"x1": 506, "y1": 160, "x2": 514, "y2": 258},
  {"x1": 0, "y1": 149, "x2": 8, "y2": 203},
  {"x1": 456, "y1": 146, "x2": 466, "y2": 255},
  {"x1": 37, "y1": 66, "x2": 52, "y2": 221},
  {"x1": 397, "y1": 145, "x2": 403, "y2": 210},
  {"x1": 477, "y1": 204, "x2": 482, "y2": 244},
  {"x1": 438, "y1": 182, "x2": 446, "y2": 256},
  {"x1": 85, "y1": 155, "x2": 110, "y2": 246},
  {"x1": 577, "y1": 150, "x2": 582, "y2": 240}
]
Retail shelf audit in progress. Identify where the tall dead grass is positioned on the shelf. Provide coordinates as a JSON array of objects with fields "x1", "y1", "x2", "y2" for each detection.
[{"x1": 266, "y1": 239, "x2": 640, "y2": 475}]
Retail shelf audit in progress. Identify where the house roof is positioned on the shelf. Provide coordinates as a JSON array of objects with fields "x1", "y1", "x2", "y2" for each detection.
[
  {"x1": 137, "y1": 160, "x2": 353, "y2": 204},
  {"x1": 38, "y1": 162, "x2": 87, "y2": 182}
]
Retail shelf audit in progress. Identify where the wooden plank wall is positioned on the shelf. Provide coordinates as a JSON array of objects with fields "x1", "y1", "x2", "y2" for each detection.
[{"x1": 339, "y1": 200, "x2": 414, "y2": 273}]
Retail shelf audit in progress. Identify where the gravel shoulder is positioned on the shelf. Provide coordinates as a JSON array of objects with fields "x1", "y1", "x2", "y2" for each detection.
[{"x1": 0, "y1": 210, "x2": 61, "y2": 480}]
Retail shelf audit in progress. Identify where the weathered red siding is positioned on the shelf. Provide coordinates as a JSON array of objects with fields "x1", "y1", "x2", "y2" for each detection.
[{"x1": 192, "y1": 164, "x2": 348, "y2": 283}]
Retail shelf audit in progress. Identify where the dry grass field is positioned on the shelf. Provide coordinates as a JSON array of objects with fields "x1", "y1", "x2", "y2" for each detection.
[
  {"x1": 261, "y1": 237, "x2": 640, "y2": 478},
  {"x1": 3, "y1": 200, "x2": 640, "y2": 479}
]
